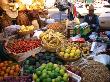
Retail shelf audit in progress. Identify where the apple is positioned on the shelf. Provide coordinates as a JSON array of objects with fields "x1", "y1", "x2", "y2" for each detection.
[
  {"x1": 69, "y1": 53, "x2": 75, "y2": 58},
  {"x1": 76, "y1": 49, "x2": 81, "y2": 54},
  {"x1": 64, "y1": 53, "x2": 69, "y2": 58},
  {"x1": 70, "y1": 50, "x2": 75, "y2": 53},
  {"x1": 65, "y1": 49, "x2": 71, "y2": 53},
  {"x1": 72, "y1": 47, "x2": 77, "y2": 50}
]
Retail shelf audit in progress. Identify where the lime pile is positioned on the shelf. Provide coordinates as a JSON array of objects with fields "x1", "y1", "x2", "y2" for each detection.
[{"x1": 33, "y1": 62, "x2": 69, "y2": 82}]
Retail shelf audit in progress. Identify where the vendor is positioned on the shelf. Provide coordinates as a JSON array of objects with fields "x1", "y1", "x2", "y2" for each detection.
[{"x1": 83, "y1": 5, "x2": 99, "y2": 32}]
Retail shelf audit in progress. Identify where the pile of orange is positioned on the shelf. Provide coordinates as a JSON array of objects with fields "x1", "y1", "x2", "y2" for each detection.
[{"x1": 0, "y1": 61, "x2": 20, "y2": 80}]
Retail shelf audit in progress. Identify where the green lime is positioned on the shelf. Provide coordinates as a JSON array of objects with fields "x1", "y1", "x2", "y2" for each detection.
[
  {"x1": 63, "y1": 76, "x2": 68, "y2": 82},
  {"x1": 36, "y1": 68, "x2": 41, "y2": 71},
  {"x1": 48, "y1": 71, "x2": 52, "y2": 75},
  {"x1": 42, "y1": 79, "x2": 47, "y2": 82},
  {"x1": 47, "y1": 78, "x2": 52, "y2": 82},
  {"x1": 42, "y1": 69, "x2": 47, "y2": 73},
  {"x1": 42, "y1": 63, "x2": 46, "y2": 67},
  {"x1": 42, "y1": 73, "x2": 47, "y2": 79},
  {"x1": 40, "y1": 65, "x2": 46, "y2": 69},
  {"x1": 55, "y1": 77, "x2": 60, "y2": 82},
  {"x1": 52, "y1": 79, "x2": 56, "y2": 82},
  {"x1": 63, "y1": 73, "x2": 69, "y2": 78},
  {"x1": 54, "y1": 64, "x2": 59, "y2": 68},
  {"x1": 60, "y1": 69, "x2": 65, "y2": 75},
  {"x1": 57, "y1": 76, "x2": 62, "y2": 81},
  {"x1": 48, "y1": 67, "x2": 52, "y2": 71},
  {"x1": 50, "y1": 73, "x2": 55, "y2": 79},
  {"x1": 36, "y1": 78, "x2": 40, "y2": 82},
  {"x1": 48, "y1": 62, "x2": 53, "y2": 68},
  {"x1": 36, "y1": 71, "x2": 41, "y2": 76},
  {"x1": 55, "y1": 67, "x2": 60, "y2": 73},
  {"x1": 61, "y1": 66, "x2": 66, "y2": 70},
  {"x1": 54, "y1": 72, "x2": 59, "y2": 78}
]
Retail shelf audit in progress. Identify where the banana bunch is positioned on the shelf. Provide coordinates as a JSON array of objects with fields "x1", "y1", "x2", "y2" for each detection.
[
  {"x1": 19, "y1": 25, "x2": 35, "y2": 33},
  {"x1": 40, "y1": 29, "x2": 65, "y2": 51}
]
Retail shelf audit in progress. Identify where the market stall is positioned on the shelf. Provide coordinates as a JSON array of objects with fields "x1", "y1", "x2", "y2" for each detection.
[{"x1": 0, "y1": 0, "x2": 110, "y2": 82}]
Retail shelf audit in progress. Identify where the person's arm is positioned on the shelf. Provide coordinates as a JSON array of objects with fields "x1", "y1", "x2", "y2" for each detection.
[{"x1": 93, "y1": 16, "x2": 99, "y2": 32}]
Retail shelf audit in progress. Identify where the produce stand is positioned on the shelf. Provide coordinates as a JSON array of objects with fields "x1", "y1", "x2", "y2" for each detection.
[{"x1": 0, "y1": 1, "x2": 110, "y2": 82}]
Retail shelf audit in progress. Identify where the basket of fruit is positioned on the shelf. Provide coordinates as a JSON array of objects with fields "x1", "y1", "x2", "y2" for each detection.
[
  {"x1": 40, "y1": 29, "x2": 65, "y2": 52},
  {"x1": 47, "y1": 22, "x2": 66, "y2": 33},
  {"x1": 33, "y1": 62, "x2": 69, "y2": 82},
  {"x1": 56, "y1": 43, "x2": 82, "y2": 61},
  {"x1": 4, "y1": 38, "x2": 42, "y2": 62},
  {"x1": 17, "y1": 25, "x2": 38, "y2": 35},
  {"x1": 0, "y1": 60, "x2": 21, "y2": 81}
]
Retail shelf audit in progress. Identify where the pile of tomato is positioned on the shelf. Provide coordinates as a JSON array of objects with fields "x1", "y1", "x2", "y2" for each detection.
[{"x1": 6, "y1": 39, "x2": 41, "y2": 54}]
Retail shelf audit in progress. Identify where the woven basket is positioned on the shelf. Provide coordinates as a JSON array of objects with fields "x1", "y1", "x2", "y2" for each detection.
[{"x1": 56, "y1": 46, "x2": 82, "y2": 62}]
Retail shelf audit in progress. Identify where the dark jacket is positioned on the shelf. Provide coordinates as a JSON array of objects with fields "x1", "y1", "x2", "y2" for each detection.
[{"x1": 84, "y1": 14, "x2": 99, "y2": 32}]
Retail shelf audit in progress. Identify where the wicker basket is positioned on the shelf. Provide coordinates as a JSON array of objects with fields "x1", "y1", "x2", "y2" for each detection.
[
  {"x1": 56, "y1": 45, "x2": 82, "y2": 62},
  {"x1": 42, "y1": 42, "x2": 58, "y2": 52},
  {"x1": 17, "y1": 26, "x2": 37, "y2": 36},
  {"x1": 47, "y1": 22, "x2": 66, "y2": 33}
]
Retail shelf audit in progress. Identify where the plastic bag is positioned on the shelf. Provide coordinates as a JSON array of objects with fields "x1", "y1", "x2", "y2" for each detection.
[{"x1": 89, "y1": 32, "x2": 98, "y2": 40}]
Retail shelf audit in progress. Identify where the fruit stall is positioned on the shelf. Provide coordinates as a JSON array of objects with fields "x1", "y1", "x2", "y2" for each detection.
[{"x1": 0, "y1": 0, "x2": 110, "y2": 82}]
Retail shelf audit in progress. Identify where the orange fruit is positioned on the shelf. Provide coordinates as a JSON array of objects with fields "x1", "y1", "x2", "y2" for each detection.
[
  {"x1": 0, "y1": 77, "x2": 3, "y2": 80},
  {"x1": 0, "y1": 71, "x2": 5, "y2": 76},
  {"x1": 2, "y1": 67, "x2": 6, "y2": 71},
  {"x1": 15, "y1": 64, "x2": 19, "y2": 68},
  {"x1": 15, "y1": 67, "x2": 20, "y2": 72},
  {"x1": 0, "y1": 63, "x2": 4, "y2": 68},
  {"x1": 11, "y1": 66, "x2": 15, "y2": 70},
  {"x1": 9, "y1": 70, "x2": 14, "y2": 75},
  {"x1": 6, "y1": 68, "x2": 10, "y2": 73}
]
